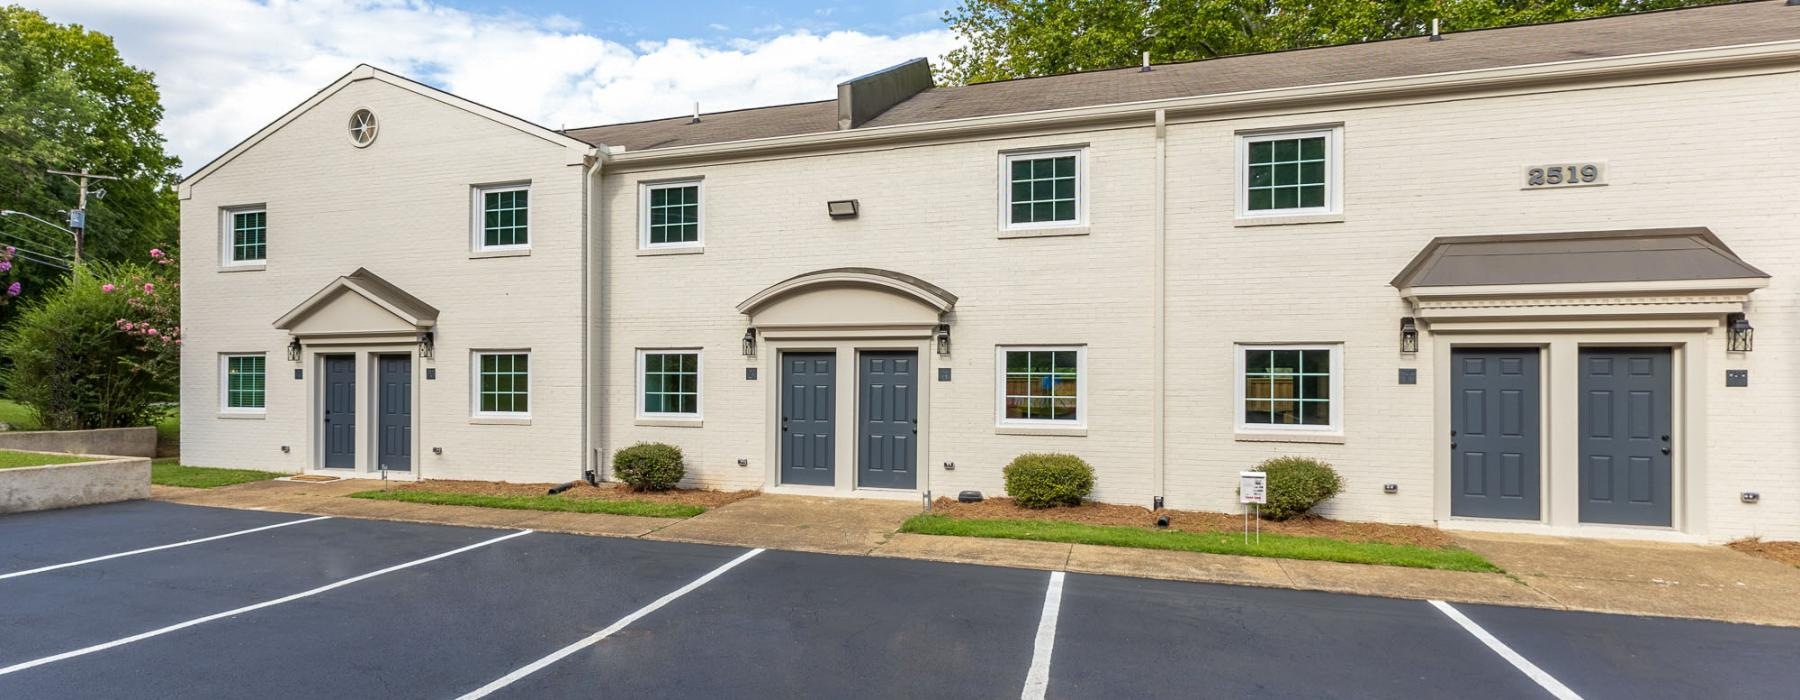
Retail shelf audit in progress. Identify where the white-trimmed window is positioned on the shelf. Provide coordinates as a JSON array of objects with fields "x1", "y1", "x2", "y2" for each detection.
[
  {"x1": 996, "y1": 346, "x2": 1086, "y2": 426},
  {"x1": 639, "y1": 180, "x2": 703, "y2": 249},
  {"x1": 220, "y1": 354, "x2": 266, "y2": 413},
  {"x1": 221, "y1": 207, "x2": 266, "y2": 266},
  {"x1": 473, "y1": 183, "x2": 530, "y2": 251},
  {"x1": 1000, "y1": 149, "x2": 1085, "y2": 230},
  {"x1": 637, "y1": 350, "x2": 701, "y2": 418},
  {"x1": 1237, "y1": 127, "x2": 1342, "y2": 218},
  {"x1": 473, "y1": 351, "x2": 530, "y2": 416},
  {"x1": 1235, "y1": 344, "x2": 1342, "y2": 433}
]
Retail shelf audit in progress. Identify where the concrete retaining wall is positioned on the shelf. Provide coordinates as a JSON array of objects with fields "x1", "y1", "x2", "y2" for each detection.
[
  {"x1": 0, "y1": 456, "x2": 152, "y2": 514},
  {"x1": 0, "y1": 426, "x2": 158, "y2": 459}
]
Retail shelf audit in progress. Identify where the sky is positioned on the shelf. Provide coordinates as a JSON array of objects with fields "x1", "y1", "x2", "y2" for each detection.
[{"x1": 27, "y1": 1, "x2": 963, "y2": 174}]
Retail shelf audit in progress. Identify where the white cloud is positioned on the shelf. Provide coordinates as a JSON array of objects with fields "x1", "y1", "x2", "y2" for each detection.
[{"x1": 29, "y1": 0, "x2": 958, "y2": 173}]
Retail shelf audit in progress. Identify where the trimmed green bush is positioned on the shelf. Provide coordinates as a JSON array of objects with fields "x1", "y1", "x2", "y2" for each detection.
[
  {"x1": 612, "y1": 442, "x2": 685, "y2": 491},
  {"x1": 1003, "y1": 453, "x2": 1095, "y2": 508},
  {"x1": 1255, "y1": 456, "x2": 1344, "y2": 520}
]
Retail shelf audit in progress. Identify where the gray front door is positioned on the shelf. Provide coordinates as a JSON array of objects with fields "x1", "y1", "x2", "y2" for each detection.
[
  {"x1": 1579, "y1": 348, "x2": 1674, "y2": 526},
  {"x1": 1450, "y1": 349, "x2": 1541, "y2": 520},
  {"x1": 377, "y1": 355, "x2": 412, "y2": 472},
  {"x1": 322, "y1": 355, "x2": 356, "y2": 469},
  {"x1": 857, "y1": 351, "x2": 917, "y2": 490},
  {"x1": 781, "y1": 352, "x2": 835, "y2": 486}
]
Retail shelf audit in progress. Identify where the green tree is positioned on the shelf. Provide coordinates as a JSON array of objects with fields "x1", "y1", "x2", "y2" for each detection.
[
  {"x1": 0, "y1": 6, "x2": 179, "y2": 289},
  {"x1": 938, "y1": 0, "x2": 1723, "y2": 85}
]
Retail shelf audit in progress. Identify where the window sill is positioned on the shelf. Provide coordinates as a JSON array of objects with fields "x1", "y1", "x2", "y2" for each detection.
[
  {"x1": 1234, "y1": 430, "x2": 1345, "y2": 444},
  {"x1": 636, "y1": 417, "x2": 703, "y2": 428},
  {"x1": 469, "y1": 416, "x2": 531, "y2": 426},
  {"x1": 217, "y1": 412, "x2": 266, "y2": 420},
  {"x1": 218, "y1": 263, "x2": 266, "y2": 273},
  {"x1": 998, "y1": 226, "x2": 1089, "y2": 240},
  {"x1": 470, "y1": 248, "x2": 531, "y2": 259},
  {"x1": 1234, "y1": 213, "x2": 1344, "y2": 228},
  {"x1": 637, "y1": 245, "x2": 704, "y2": 257},
  {"x1": 996, "y1": 424, "x2": 1087, "y2": 437}
]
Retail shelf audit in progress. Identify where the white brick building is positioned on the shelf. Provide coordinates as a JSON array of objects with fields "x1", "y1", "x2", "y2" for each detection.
[{"x1": 181, "y1": 2, "x2": 1800, "y2": 542}]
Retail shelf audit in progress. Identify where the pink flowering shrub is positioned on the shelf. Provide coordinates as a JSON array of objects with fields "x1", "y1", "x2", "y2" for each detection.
[
  {"x1": 103, "y1": 249, "x2": 181, "y2": 389},
  {"x1": 0, "y1": 246, "x2": 19, "y2": 304}
]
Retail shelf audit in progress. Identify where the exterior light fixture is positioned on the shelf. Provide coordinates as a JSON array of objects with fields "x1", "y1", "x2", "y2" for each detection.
[
  {"x1": 742, "y1": 327, "x2": 757, "y2": 356},
  {"x1": 418, "y1": 330, "x2": 435, "y2": 359},
  {"x1": 1726, "y1": 313, "x2": 1753, "y2": 352},
  {"x1": 1399, "y1": 317, "x2": 1419, "y2": 353},
  {"x1": 287, "y1": 338, "x2": 302, "y2": 362},
  {"x1": 935, "y1": 323, "x2": 951, "y2": 355},
  {"x1": 826, "y1": 199, "x2": 859, "y2": 219}
]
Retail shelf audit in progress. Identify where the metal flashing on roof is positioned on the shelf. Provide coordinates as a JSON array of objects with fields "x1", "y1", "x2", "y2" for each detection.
[{"x1": 1391, "y1": 227, "x2": 1770, "y2": 290}]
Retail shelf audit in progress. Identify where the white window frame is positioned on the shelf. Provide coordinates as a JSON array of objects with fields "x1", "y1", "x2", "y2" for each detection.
[
  {"x1": 635, "y1": 349, "x2": 704, "y2": 420},
  {"x1": 1234, "y1": 343, "x2": 1344, "y2": 434},
  {"x1": 994, "y1": 345, "x2": 1088, "y2": 428},
  {"x1": 998, "y1": 147, "x2": 1088, "y2": 232},
  {"x1": 638, "y1": 179, "x2": 705, "y2": 250},
  {"x1": 219, "y1": 205, "x2": 267, "y2": 268},
  {"x1": 471, "y1": 350, "x2": 532, "y2": 418},
  {"x1": 1235, "y1": 126, "x2": 1343, "y2": 219},
  {"x1": 471, "y1": 182, "x2": 532, "y2": 253},
  {"x1": 219, "y1": 353, "x2": 268, "y2": 414}
]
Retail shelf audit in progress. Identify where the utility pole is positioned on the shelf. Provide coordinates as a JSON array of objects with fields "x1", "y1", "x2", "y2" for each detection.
[{"x1": 47, "y1": 168, "x2": 120, "y2": 264}]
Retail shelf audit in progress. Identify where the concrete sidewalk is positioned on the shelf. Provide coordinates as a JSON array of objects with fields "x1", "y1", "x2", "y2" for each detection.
[{"x1": 150, "y1": 480, "x2": 1800, "y2": 626}]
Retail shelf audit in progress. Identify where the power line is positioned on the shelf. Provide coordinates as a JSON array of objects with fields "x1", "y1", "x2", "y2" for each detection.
[{"x1": 0, "y1": 227, "x2": 75, "y2": 256}]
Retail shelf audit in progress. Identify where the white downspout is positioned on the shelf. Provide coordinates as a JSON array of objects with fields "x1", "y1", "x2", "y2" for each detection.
[
  {"x1": 1152, "y1": 109, "x2": 1167, "y2": 509},
  {"x1": 581, "y1": 150, "x2": 603, "y2": 482}
]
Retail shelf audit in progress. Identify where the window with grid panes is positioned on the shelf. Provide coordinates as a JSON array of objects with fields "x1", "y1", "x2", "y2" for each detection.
[
  {"x1": 1246, "y1": 135, "x2": 1328, "y2": 211},
  {"x1": 645, "y1": 183, "x2": 700, "y2": 245},
  {"x1": 1002, "y1": 349, "x2": 1081, "y2": 422},
  {"x1": 477, "y1": 353, "x2": 530, "y2": 414},
  {"x1": 641, "y1": 352, "x2": 699, "y2": 415},
  {"x1": 225, "y1": 355, "x2": 265, "y2": 410},
  {"x1": 481, "y1": 187, "x2": 529, "y2": 248},
  {"x1": 231, "y1": 210, "x2": 266, "y2": 262},
  {"x1": 1241, "y1": 348, "x2": 1333, "y2": 427},
  {"x1": 1006, "y1": 153, "x2": 1079, "y2": 226}
]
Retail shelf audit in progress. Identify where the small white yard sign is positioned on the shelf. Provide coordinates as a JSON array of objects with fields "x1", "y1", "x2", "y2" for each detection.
[{"x1": 1239, "y1": 471, "x2": 1267, "y2": 505}]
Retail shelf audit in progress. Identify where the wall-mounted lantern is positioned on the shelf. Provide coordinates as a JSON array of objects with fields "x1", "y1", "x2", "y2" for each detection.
[
  {"x1": 742, "y1": 327, "x2": 757, "y2": 356},
  {"x1": 287, "y1": 337, "x2": 302, "y2": 362},
  {"x1": 1726, "y1": 313, "x2": 1753, "y2": 352},
  {"x1": 826, "y1": 199, "x2": 859, "y2": 219},
  {"x1": 418, "y1": 330, "x2": 435, "y2": 359},
  {"x1": 935, "y1": 323, "x2": 951, "y2": 355},
  {"x1": 1399, "y1": 317, "x2": 1419, "y2": 354}
]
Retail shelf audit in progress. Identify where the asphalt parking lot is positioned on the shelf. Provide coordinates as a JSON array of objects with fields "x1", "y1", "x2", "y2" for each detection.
[{"x1": 2, "y1": 501, "x2": 1797, "y2": 699}]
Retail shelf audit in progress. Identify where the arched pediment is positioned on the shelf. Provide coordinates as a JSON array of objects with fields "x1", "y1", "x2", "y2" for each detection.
[{"x1": 738, "y1": 268, "x2": 956, "y2": 332}]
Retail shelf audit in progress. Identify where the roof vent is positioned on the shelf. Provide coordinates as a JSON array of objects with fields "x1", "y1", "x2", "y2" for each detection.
[
  {"x1": 690, "y1": 102, "x2": 700, "y2": 125},
  {"x1": 1430, "y1": 18, "x2": 1444, "y2": 41},
  {"x1": 1140, "y1": 51, "x2": 1152, "y2": 72},
  {"x1": 837, "y1": 58, "x2": 933, "y2": 130}
]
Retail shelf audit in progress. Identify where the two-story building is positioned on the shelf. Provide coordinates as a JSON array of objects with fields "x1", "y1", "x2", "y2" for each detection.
[{"x1": 180, "y1": 0, "x2": 1800, "y2": 542}]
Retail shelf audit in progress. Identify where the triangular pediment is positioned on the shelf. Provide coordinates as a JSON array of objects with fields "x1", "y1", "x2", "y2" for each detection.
[{"x1": 274, "y1": 268, "x2": 437, "y2": 337}]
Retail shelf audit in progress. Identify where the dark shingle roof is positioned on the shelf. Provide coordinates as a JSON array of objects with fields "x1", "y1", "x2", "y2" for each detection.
[
  {"x1": 565, "y1": 1, "x2": 1800, "y2": 152},
  {"x1": 1391, "y1": 228, "x2": 1770, "y2": 288}
]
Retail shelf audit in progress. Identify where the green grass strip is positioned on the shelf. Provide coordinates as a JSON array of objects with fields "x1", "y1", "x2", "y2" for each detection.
[
  {"x1": 902, "y1": 514, "x2": 1499, "y2": 573},
  {"x1": 150, "y1": 459, "x2": 289, "y2": 488},
  {"x1": 348, "y1": 489, "x2": 705, "y2": 519},
  {"x1": 0, "y1": 450, "x2": 97, "y2": 470}
]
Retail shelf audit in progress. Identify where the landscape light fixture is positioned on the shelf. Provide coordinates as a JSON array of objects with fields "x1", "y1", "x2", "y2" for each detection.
[
  {"x1": 1399, "y1": 317, "x2": 1419, "y2": 353},
  {"x1": 935, "y1": 323, "x2": 951, "y2": 355},
  {"x1": 826, "y1": 199, "x2": 859, "y2": 219},
  {"x1": 287, "y1": 338, "x2": 302, "y2": 362},
  {"x1": 1726, "y1": 313, "x2": 1753, "y2": 352},
  {"x1": 742, "y1": 327, "x2": 757, "y2": 356}
]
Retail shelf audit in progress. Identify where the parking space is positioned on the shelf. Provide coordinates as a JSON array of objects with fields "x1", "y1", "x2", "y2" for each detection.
[{"x1": 2, "y1": 500, "x2": 1797, "y2": 699}]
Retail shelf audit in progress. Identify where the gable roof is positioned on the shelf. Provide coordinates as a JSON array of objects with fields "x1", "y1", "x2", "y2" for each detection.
[
  {"x1": 566, "y1": 1, "x2": 1800, "y2": 153},
  {"x1": 1390, "y1": 228, "x2": 1770, "y2": 289},
  {"x1": 274, "y1": 267, "x2": 440, "y2": 331},
  {"x1": 182, "y1": 65, "x2": 593, "y2": 191}
]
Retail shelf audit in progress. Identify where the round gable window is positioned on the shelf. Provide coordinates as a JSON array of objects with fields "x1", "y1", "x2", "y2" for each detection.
[{"x1": 348, "y1": 108, "x2": 379, "y2": 147}]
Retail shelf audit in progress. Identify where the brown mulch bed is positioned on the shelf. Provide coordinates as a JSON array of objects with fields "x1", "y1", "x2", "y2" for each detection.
[
  {"x1": 390, "y1": 479, "x2": 756, "y2": 509},
  {"x1": 930, "y1": 497, "x2": 1459, "y2": 548},
  {"x1": 1729, "y1": 538, "x2": 1800, "y2": 567}
]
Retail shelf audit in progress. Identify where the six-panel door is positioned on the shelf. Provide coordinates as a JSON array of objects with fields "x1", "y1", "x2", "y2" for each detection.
[
  {"x1": 322, "y1": 355, "x2": 356, "y2": 469},
  {"x1": 1450, "y1": 349, "x2": 1542, "y2": 520},
  {"x1": 377, "y1": 355, "x2": 412, "y2": 472},
  {"x1": 1579, "y1": 348, "x2": 1674, "y2": 527},
  {"x1": 857, "y1": 351, "x2": 918, "y2": 490},
  {"x1": 781, "y1": 352, "x2": 836, "y2": 486}
]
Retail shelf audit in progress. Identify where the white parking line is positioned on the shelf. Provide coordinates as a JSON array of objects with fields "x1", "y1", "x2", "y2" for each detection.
[
  {"x1": 1021, "y1": 571, "x2": 1065, "y2": 700},
  {"x1": 0, "y1": 529, "x2": 534, "y2": 677},
  {"x1": 0, "y1": 516, "x2": 335, "y2": 581},
  {"x1": 456, "y1": 547, "x2": 766, "y2": 700},
  {"x1": 1429, "y1": 600, "x2": 1583, "y2": 700}
]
